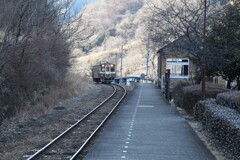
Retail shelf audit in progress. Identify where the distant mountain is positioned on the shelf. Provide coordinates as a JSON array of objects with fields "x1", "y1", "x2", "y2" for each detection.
[{"x1": 72, "y1": 0, "x2": 157, "y2": 79}]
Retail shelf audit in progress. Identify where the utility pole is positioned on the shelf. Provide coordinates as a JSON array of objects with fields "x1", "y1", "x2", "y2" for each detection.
[
  {"x1": 153, "y1": 43, "x2": 157, "y2": 84},
  {"x1": 115, "y1": 53, "x2": 118, "y2": 77},
  {"x1": 146, "y1": 33, "x2": 150, "y2": 82}
]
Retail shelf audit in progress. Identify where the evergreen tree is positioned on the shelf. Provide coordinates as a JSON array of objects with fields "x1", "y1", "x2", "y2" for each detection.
[{"x1": 207, "y1": 1, "x2": 240, "y2": 89}]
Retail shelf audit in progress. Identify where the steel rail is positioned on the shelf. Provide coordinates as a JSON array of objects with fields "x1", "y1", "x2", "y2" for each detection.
[
  {"x1": 70, "y1": 84, "x2": 127, "y2": 160},
  {"x1": 27, "y1": 85, "x2": 117, "y2": 160}
]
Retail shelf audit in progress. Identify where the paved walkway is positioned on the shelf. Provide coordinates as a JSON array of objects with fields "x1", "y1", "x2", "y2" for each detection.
[{"x1": 84, "y1": 83, "x2": 216, "y2": 160}]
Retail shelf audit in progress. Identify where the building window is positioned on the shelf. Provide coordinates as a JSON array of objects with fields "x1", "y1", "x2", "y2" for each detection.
[{"x1": 166, "y1": 58, "x2": 189, "y2": 78}]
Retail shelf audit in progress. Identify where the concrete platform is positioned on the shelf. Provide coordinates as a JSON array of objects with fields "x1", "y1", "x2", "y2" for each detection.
[{"x1": 84, "y1": 83, "x2": 216, "y2": 160}]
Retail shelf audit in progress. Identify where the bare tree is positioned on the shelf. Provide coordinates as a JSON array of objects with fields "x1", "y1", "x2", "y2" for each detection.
[
  {"x1": 143, "y1": 0, "x2": 224, "y2": 84},
  {"x1": 146, "y1": 1, "x2": 200, "y2": 57},
  {"x1": 0, "y1": 0, "x2": 92, "y2": 122},
  {"x1": 145, "y1": 0, "x2": 221, "y2": 60}
]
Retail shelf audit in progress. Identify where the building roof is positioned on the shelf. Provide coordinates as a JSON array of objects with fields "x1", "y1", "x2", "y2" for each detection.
[{"x1": 156, "y1": 36, "x2": 197, "y2": 58}]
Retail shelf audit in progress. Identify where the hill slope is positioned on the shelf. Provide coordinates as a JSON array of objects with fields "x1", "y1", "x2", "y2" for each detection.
[{"x1": 71, "y1": 0, "x2": 157, "y2": 79}]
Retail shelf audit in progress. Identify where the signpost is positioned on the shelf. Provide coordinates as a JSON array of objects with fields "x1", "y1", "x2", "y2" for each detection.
[{"x1": 140, "y1": 73, "x2": 145, "y2": 81}]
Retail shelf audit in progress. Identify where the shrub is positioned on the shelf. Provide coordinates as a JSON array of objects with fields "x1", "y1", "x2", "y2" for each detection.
[
  {"x1": 82, "y1": 33, "x2": 106, "y2": 53},
  {"x1": 0, "y1": 73, "x2": 91, "y2": 124},
  {"x1": 173, "y1": 83, "x2": 228, "y2": 115},
  {"x1": 172, "y1": 81, "x2": 191, "y2": 107},
  {"x1": 194, "y1": 99, "x2": 240, "y2": 158},
  {"x1": 216, "y1": 91, "x2": 240, "y2": 113},
  {"x1": 108, "y1": 28, "x2": 116, "y2": 37}
]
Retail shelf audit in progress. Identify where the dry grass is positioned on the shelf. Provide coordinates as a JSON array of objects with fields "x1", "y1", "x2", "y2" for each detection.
[
  {"x1": 0, "y1": 121, "x2": 69, "y2": 160},
  {"x1": 39, "y1": 72, "x2": 92, "y2": 108},
  {"x1": 0, "y1": 72, "x2": 92, "y2": 131}
]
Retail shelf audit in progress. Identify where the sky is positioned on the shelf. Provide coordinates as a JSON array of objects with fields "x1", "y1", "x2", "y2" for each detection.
[{"x1": 72, "y1": 0, "x2": 93, "y2": 13}]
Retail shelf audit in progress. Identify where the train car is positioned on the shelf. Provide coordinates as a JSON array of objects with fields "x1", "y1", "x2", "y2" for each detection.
[{"x1": 91, "y1": 61, "x2": 116, "y2": 83}]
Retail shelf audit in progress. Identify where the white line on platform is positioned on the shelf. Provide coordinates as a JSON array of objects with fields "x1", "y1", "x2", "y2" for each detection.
[{"x1": 138, "y1": 105, "x2": 154, "y2": 108}]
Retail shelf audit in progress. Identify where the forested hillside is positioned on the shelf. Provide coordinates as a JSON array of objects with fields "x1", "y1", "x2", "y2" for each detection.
[{"x1": 71, "y1": 0, "x2": 155, "y2": 77}]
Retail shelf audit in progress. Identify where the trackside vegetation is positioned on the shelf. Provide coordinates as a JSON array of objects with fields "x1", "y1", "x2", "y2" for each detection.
[{"x1": 0, "y1": 0, "x2": 89, "y2": 124}]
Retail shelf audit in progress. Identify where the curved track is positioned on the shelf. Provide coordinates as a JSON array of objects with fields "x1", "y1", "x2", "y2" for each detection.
[{"x1": 26, "y1": 84, "x2": 126, "y2": 160}]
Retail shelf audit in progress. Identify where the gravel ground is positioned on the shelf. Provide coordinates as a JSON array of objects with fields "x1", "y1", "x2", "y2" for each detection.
[{"x1": 0, "y1": 84, "x2": 113, "y2": 160}]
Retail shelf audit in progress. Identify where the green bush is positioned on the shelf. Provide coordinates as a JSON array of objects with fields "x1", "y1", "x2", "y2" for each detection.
[
  {"x1": 173, "y1": 83, "x2": 228, "y2": 115},
  {"x1": 172, "y1": 81, "x2": 192, "y2": 109}
]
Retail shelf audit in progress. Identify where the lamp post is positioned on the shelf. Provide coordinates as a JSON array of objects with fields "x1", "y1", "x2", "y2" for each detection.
[
  {"x1": 201, "y1": 0, "x2": 207, "y2": 100},
  {"x1": 120, "y1": 45, "x2": 123, "y2": 83}
]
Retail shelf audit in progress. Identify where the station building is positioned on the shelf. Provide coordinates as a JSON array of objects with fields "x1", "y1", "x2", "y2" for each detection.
[
  {"x1": 156, "y1": 38, "x2": 197, "y2": 90},
  {"x1": 156, "y1": 38, "x2": 230, "y2": 90}
]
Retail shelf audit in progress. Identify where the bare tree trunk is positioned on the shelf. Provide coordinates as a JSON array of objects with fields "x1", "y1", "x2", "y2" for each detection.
[
  {"x1": 237, "y1": 76, "x2": 240, "y2": 90},
  {"x1": 227, "y1": 80, "x2": 232, "y2": 89}
]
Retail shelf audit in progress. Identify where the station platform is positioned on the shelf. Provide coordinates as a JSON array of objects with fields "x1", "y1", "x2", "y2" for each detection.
[{"x1": 84, "y1": 83, "x2": 216, "y2": 160}]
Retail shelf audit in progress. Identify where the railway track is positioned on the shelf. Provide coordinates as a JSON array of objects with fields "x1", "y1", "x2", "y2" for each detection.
[{"x1": 26, "y1": 84, "x2": 126, "y2": 160}]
